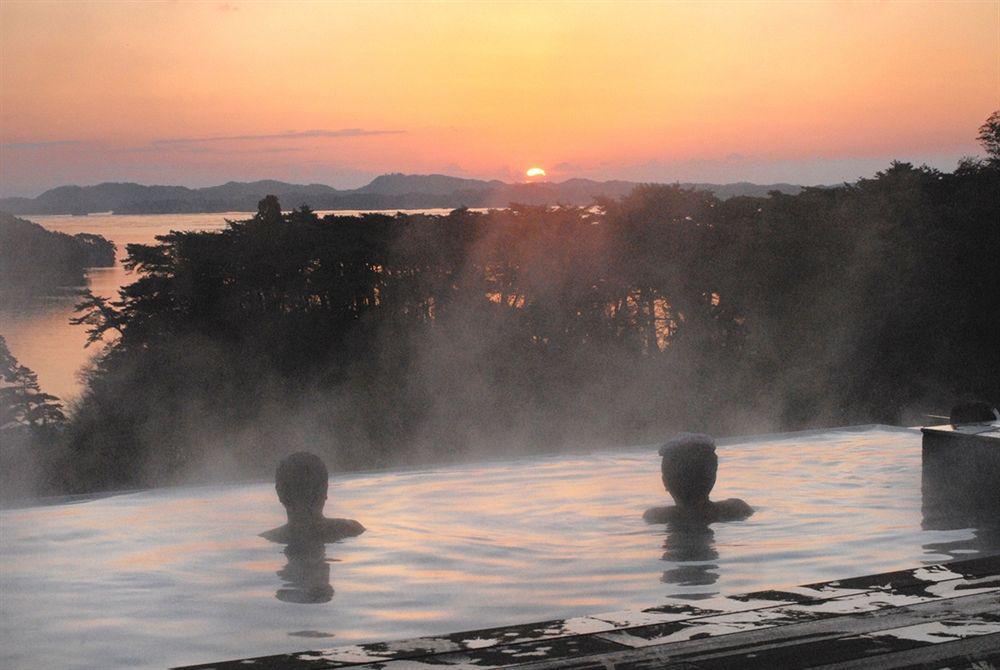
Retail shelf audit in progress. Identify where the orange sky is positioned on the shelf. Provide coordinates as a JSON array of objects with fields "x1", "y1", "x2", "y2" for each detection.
[{"x1": 1, "y1": 1, "x2": 998, "y2": 195}]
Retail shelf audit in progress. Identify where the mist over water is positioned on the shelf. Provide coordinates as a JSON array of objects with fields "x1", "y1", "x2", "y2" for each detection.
[
  {"x1": 2, "y1": 427, "x2": 996, "y2": 670},
  {"x1": 2, "y1": 160, "x2": 997, "y2": 502}
]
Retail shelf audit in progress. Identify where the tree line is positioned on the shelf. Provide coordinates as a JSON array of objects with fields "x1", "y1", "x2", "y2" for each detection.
[{"x1": 5, "y1": 113, "x2": 998, "y2": 498}]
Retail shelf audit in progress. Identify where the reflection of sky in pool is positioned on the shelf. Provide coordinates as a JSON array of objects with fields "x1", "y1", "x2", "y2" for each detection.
[{"x1": 1, "y1": 426, "x2": 997, "y2": 669}]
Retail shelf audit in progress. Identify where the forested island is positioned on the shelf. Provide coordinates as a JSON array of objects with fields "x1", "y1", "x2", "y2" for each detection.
[
  {"x1": 3, "y1": 114, "x2": 997, "y2": 501},
  {"x1": 0, "y1": 212, "x2": 116, "y2": 296}
]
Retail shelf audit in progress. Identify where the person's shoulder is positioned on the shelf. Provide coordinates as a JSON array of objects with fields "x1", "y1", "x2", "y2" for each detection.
[
  {"x1": 323, "y1": 517, "x2": 366, "y2": 539},
  {"x1": 260, "y1": 525, "x2": 289, "y2": 543},
  {"x1": 643, "y1": 505, "x2": 678, "y2": 524},
  {"x1": 714, "y1": 498, "x2": 754, "y2": 521}
]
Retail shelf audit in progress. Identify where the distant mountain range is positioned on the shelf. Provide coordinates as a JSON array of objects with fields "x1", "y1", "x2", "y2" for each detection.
[{"x1": 0, "y1": 174, "x2": 804, "y2": 216}]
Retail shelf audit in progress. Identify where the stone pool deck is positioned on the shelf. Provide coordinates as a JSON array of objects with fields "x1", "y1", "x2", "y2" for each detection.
[{"x1": 178, "y1": 554, "x2": 1000, "y2": 670}]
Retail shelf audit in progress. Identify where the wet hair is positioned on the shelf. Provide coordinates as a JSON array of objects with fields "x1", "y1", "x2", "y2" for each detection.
[
  {"x1": 275, "y1": 452, "x2": 329, "y2": 508},
  {"x1": 658, "y1": 433, "x2": 718, "y2": 505}
]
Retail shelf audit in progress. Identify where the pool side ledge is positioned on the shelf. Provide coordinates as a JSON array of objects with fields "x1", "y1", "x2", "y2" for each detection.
[
  {"x1": 175, "y1": 554, "x2": 1000, "y2": 670},
  {"x1": 922, "y1": 420, "x2": 1000, "y2": 516}
]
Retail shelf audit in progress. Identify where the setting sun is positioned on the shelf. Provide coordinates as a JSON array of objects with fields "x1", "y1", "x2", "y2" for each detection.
[{"x1": 526, "y1": 167, "x2": 546, "y2": 177}]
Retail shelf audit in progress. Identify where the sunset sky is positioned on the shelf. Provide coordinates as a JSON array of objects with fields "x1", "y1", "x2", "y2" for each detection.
[{"x1": 1, "y1": 1, "x2": 997, "y2": 196}]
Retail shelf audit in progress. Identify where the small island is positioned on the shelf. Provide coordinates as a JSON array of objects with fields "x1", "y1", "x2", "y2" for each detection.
[{"x1": 0, "y1": 212, "x2": 116, "y2": 297}]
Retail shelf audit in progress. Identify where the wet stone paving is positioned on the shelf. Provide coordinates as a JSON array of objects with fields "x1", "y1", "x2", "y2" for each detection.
[{"x1": 178, "y1": 555, "x2": 1000, "y2": 670}]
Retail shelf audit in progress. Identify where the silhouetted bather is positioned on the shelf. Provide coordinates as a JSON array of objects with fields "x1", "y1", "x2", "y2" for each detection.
[
  {"x1": 643, "y1": 433, "x2": 753, "y2": 524},
  {"x1": 261, "y1": 452, "x2": 365, "y2": 544}
]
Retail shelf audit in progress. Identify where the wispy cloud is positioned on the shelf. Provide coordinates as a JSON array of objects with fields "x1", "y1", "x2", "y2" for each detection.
[
  {"x1": 2, "y1": 140, "x2": 82, "y2": 150},
  {"x1": 153, "y1": 129, "x2": 404, "y2": 145},
  {"x1": 118, "y1": 144, "x2": 306, "y2": 155}
]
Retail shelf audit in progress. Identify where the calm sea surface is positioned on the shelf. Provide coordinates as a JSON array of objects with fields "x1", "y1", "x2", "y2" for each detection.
[
  {"x1": 2, "y1": 426, "x2": 997, "y2": 669},
  {"x1": 0, "y1": 210, "x2": 458, "y2": 401}
]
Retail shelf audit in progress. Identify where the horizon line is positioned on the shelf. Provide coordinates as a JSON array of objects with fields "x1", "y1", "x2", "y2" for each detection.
[{"x1": 0, "y1": 173, "x2": 839, "y2": 201}]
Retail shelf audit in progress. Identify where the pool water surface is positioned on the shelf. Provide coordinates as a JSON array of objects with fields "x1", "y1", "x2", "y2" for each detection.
[{"x1": 1, "y1": 426, "x2": 997, "y2": 669}]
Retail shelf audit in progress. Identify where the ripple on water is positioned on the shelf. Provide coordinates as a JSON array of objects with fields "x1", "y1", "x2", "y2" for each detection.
[{"x1": 2, "y1": 426, "x2": 998, "y2": 670}]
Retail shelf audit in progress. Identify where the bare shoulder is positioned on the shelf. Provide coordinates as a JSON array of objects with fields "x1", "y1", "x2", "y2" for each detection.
[
  {"x1": 643, "y1": 505, "x2": 678, "y2": 524},
  {"x1": 260, "y1": 525, "x2": 289, "y2": 543},
  {"x1": 715, "y1": 498, "x2": 754, "y2": 521},
  {"x1": 260, "y1": 519, "x2": 363, "y2": 544},
  {"x1": 323, "y1": 517, "x2": 366, "y2": 540}
]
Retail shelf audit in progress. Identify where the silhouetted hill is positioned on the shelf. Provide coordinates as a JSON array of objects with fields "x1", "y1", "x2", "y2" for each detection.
[
  {"x1": 0, "y1": 212, "x2": 115, "y2": 295},
  {"x1": 197, "y1": 180, "x2": 342, "y2": 200},
  {"x1": 0, "y1": 175, "x2": 805, "y2": 215},
  {"x1": 358, "y1": 173, "x2": 507, "y2": 196},
  {"x1": 22, "y1": 183, "x2": 193, "y2": 215}
]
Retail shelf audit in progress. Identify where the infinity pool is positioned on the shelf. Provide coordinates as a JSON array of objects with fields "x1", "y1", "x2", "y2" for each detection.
[{"x1": 1, "y1": 426, "x2": 997, "y2": 669}]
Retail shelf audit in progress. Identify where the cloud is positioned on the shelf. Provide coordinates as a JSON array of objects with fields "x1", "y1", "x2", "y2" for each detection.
[
  {"x1": 2, "y1": 140, "x2": 82, "y2": 150},
  {"x1": 122, "y1": 144, "x2": 306, "y2": 155},
  {"x1": 153, "y1": 129, "x2": 405, "y2": 145}
]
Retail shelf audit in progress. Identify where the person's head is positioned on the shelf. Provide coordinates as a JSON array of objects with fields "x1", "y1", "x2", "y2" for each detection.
[
  {"x1": 658, "y1": 433, "x2": 718, "y2": 506},
  {"x1": 275, "y1": 452, "x2": 329, "y2": 518}
]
